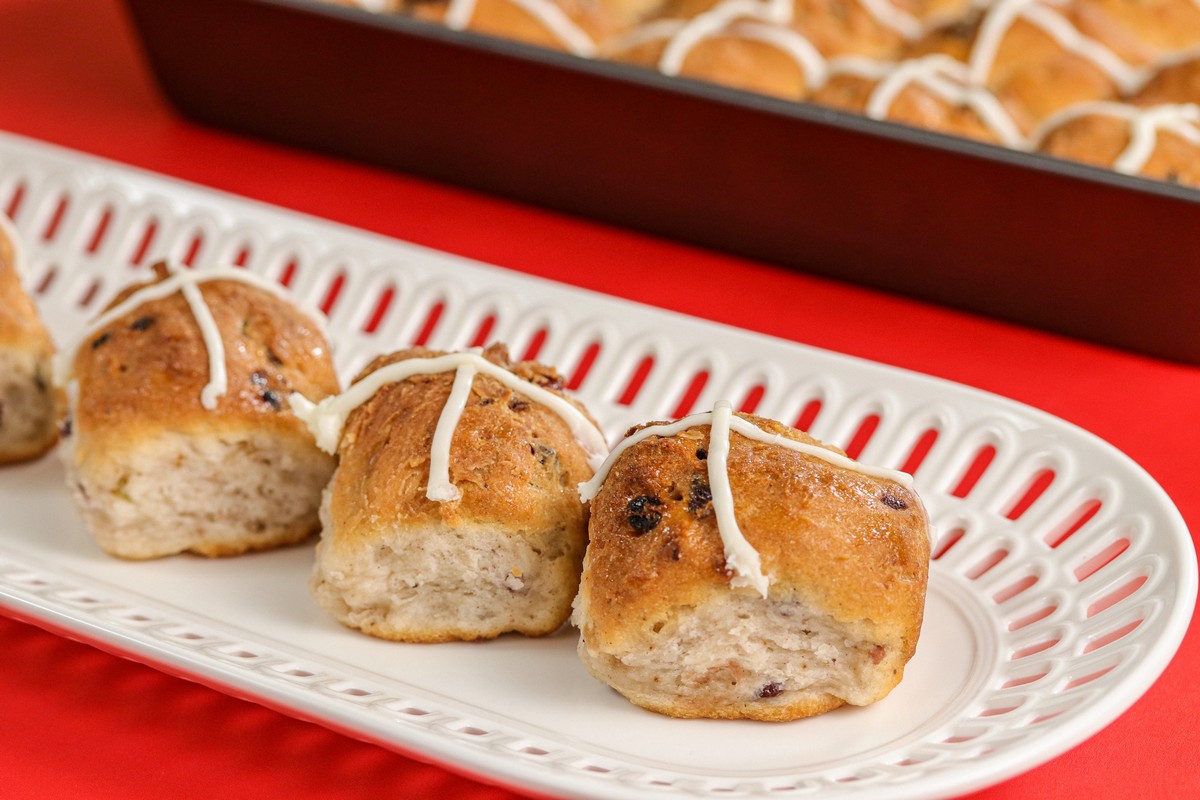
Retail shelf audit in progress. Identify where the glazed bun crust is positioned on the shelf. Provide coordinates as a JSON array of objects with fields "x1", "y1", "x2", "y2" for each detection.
[
  {"x1": 1067, "y1": 0, "x2": 1200, "y2": 66},
  {"x1": 609, "y1": 33, "x2": 816, "y2": 100},
  {"x1": 1036, "y1": 110, "x2": 1200, "y2": 187},
  {"x1": 71, "y1": 264, "x2": 337, "y2": 454},
  {"x1": 312, "y1": 344, "x2": 596, "y2": 642},
  {"x1": 65, "y1": 263, "x2": 340, "y2": 559},
  {"x1": 1133, "y1": 56, "x2": 1200, "y2": 106},
  {"x1": 577, "y1": 413, "x2": 930, "y2": 721},
  {"x1": 409, "y1": 0, "x2": 630, "y2": 51},
  {"x1": 812, "y1": 72, "x2": 1010, "y2": 144},
  {"x1": 909, "y1": 14, "x2": 1120, "y2": 133}
]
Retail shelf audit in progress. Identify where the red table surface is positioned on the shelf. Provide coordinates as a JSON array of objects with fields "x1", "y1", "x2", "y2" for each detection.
[{"x1": 1, "y1": 1, "x2": 1197, "y2": 798}]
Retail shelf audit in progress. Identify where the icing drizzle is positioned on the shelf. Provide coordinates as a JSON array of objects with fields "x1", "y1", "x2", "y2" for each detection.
[
  {"x1": 615, "y1": 0, "x2": 1145, "y2": 148},
  {"x1": 659, "y1": 0, "x2": 790, "y2": 72},
  {"x1": 289, "y1": 350, "x2": 610, "y2": 503},
  {"x1": 1030, "y1": 101, "x2": 1200, "y2": 173},
  {"x1": 632, "y1": 0, "x2": 832, "y2": 88},
  {"x1": 705, "y1": 400, "x2": 767, "y2": 595},
  {"x1": 612, "y1": 0, "x2": 924, "y2": 88},
  {"x1": 54, "y1": 263, "x2": 326, "y2": 410},
  {"x1": 646, "y1": 0, "x2": 1146, "y2": 97},
  {"x1": 578, "y1": 400, "x2": 915, "y2": 598},
  {"x1": 428, "y1": 360, "x2": 479, "y2": 501},
  {"x1": 858, "y1": 0, "x2": 924, "y2": 39},
  {"x1": 968, "y1": 0, "x2": 1145, "y2": 92},
  {"x1": 830, "y1": 53, "x2": 1025, "y2": 146}
]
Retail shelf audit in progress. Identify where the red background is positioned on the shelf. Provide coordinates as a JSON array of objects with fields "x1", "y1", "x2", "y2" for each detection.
[{"x1": 0, "y1": 0, "x2": 1196, "y2": 797}]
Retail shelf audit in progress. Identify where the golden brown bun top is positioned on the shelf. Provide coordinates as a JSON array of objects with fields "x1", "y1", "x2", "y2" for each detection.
[
  {"x1": 0, "y1": 221, "x2": 55, "y2": 353},
  {"x1": 790, "y1": 0, "x2": 908, "y2": 60},
  {"x1": 881, "y1": 83, "x2": 1010, "y2": 144},
  {"x1": 409, "y1": 0, "x2": 637, "y2": 52},
  {"x1": 327, "y1": 343, "x2": 597, "y2": 547},
  {"x1": 906, "y1": 11, "x2": 978, "y2": 62},
  {"x1": 609, "y1": 32, "x2": 817, "y2": 100},
  {"x1": 584, "y1": 412, "x2": 930, "y2": 653},
  {"x1": 70, "y1": 263, "x2": 339, "y2": 452},
  {"x1": 811, "y1": 71, "x2": 1009, "y2": 145},
  {"x1": 909, "y1": 12, "x2": 1120, "y2": 130},
  {"x1": 1036, "y1": 109, "x2": 1200, "y2": 187},
  {"x1": 809, "y1": 72, "x2": 879, "y2": 113},
  {"x1": 1067, "y1": 0, "x2": 1200, "y2": 66},
  {"x1": 646, "y1": 0, "x2": 909, "y2": 58},
  {"x1": 1133, "y1": 55, "x2": 1200, "y2": 106}
]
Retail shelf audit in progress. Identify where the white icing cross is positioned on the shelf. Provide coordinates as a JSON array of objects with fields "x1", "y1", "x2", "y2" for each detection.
[
  {"x1": 968, "y1": 0, "x2": 1145, "y2": 93},
  {"x1": 656, "y1": 0, "x2": 819, "y2": 79},
  {"x1": 289, "y1": 350, "x2": 610, "y2": 503},
  {"x1": 1029, "y1": 101, "x2": 1200, "y2": 174},
  {"x1": 829, "y1": 53, "x2": 1025, "y2": 146},
  {"x1": 609, "y1": 0, "x2": 934, "y2": 92},
  {"x1": 54, "y1": 263, "x2": 325, "y2": 411},
  {"x1": 578, "y1": 400, "x2": 914, "y2": 598}
]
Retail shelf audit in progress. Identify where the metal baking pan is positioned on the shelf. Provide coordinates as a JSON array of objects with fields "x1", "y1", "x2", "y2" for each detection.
[{"x1": 120, "y1": 0, "x2": 1200, "y2": 364}]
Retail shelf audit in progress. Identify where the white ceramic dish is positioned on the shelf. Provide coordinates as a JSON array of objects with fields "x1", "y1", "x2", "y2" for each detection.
[{"x1": 0, "y1": 132, "x2": 1194, "y2": 800}]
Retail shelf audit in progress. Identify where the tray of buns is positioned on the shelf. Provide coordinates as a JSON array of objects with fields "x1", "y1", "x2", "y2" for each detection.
[
  {"x1": 119, "y1": 0, "x2": 1200, "y2": 364},
  {"x1": 0, "y1": 131, "x2": 1195, "y2": 799}
]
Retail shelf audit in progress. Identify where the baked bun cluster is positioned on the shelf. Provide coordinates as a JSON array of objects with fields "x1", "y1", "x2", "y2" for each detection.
[
  {"x1": 9, "y1": 207, "x2": 932, "y2": 721},
  {"x1": 291, "y1": 344, "x2": 607, "y2": 642},
  {"x1": 331, "y1": 0, "x2": 1200, "y2": 188},
  {"x1": 57, "y1": 262, "x2": 340, "y2": 559},
  {"x1": 574, "y1": 401, "x2": 931, "y2": 720},
  {"x1": 0, "y1": 216, "x2": 60, "y2": 463}
]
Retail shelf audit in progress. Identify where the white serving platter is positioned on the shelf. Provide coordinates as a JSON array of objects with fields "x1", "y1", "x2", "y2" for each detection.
[{"x1": 0, "y1": 131, "x2": 1194, "y2": 800}]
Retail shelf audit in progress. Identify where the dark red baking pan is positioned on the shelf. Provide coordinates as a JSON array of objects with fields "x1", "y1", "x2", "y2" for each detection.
[{"x1": 120, "y1": 0, "x2": 1200, "y2": 363}]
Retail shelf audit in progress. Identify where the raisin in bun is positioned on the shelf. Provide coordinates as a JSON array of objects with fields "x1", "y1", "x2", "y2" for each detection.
[
  {"x1": 0, "y1": 215, "x2": 61, "y2": 464},
  {"x1": 58, "y1": 262, "x2": 339, "y2": 559},
  {"x1": 574, "y1": 403, "x2": 930, "y2": 721},
  {"x1": 295, "y1": 344, "x2": 606, "y2": 643}
]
